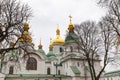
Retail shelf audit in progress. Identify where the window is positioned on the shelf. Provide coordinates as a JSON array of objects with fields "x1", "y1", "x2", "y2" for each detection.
[
  {"x1": 70, "y1": 46, "x2": 73, "y2": 52},
  {"x1": 47, "y1": 68, "x2": 51, "y2": 74},
  {"x1": 9, "y1": 66, "x2": 14, "y2": 74},
  {"x1": 60, "y1": 47, "x2": 63, "y2": 52},
  {"x1": 26, "y1": 57, "x2": 37, "y2": 70},
  {"x1": 77, "y1": 62, "x2": 79, "y2": 67},
  {"x1": 58, "y1": 70, "x2": 60, "y2": 75}
]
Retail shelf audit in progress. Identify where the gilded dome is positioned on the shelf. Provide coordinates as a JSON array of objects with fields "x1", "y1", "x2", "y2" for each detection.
[
  {"x1": 116, "y1": 36, "x2": 120, "y2": 45},
  {"x1": 68, "y1": 15, "x2": 74, "y2": 32},
  {"x1": 65, "y1": 16, "x2": 79, "y2": 43},
  {"x1": 49, "y1": 42, "x2": 53, "y2": 51},
  {"x1": 23, "y1": 22, "x2": 29, "y2": 31},
  {"x1": 38, "y1": 40, "x2": 43, "y2": 49},
  {"x1": 10, "y1": 38, "x2": 15, "y2": 46},
  {"x1": 38, "y1": 44, "x2": 42, "y2": 49},
  {"x1": 52, "y1": 27, "x2": 64, "y2": 45},
  {"x1": 19, "y1": 22, "x2": 32, "y2": 43}
]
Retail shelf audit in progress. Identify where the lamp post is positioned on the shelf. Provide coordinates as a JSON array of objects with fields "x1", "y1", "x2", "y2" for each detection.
[{"x1": 54, "y1": 63, "x2": 62, "y2": 80}]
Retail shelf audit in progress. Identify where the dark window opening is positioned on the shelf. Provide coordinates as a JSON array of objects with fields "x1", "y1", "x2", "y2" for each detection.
[
  {"x1": 70, "y1": 46, "x2": 73, "y2": 52},
  {"x1": 9, "y1": 66, "x2": 14, "y2": 74},
  {"x1": 60, "y1": 47, "x2": 63, "y2": 52},
  {"x1": 77, "y1": 62, "x2": 79, "y2": 67},
  {"x1": 26, "y1": 57, "x2": 37, "y2": 70},
  {"x1": 47, "y1": 68, "x2": 51, "y2": 75},
  {"x1": 58, "y1": 70, "x2": 60, "y2": 75}
]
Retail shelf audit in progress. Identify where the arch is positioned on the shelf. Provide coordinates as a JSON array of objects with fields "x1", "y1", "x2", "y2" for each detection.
[
  {"x1": 23, "y1": 53, "x2": 41, "y2": 59},
  {"x1": 9, "y1": 66, "x2": 14, "y2": 74},
  {"x1": 26, "y1": 57, "x2": 37, "y2": 70},
  {"x1": 47, "y1": 67, "x2": 51, "y2": 75}
]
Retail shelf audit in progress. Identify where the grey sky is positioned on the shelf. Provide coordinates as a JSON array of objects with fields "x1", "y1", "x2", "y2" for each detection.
[{"x1": 22, "y1": 0, "x2": 106, "y2": 53}]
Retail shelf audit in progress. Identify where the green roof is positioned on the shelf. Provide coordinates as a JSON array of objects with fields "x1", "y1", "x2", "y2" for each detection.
[
  {"x1": 85, "y1": 66, "x2": 90, "y2": 72},
  {"x1": 6, "y1": 74, "x2": 71, "y2": 78},
  {"x1": 4, "y1": 50, "x2": 18, "y2": 61},
  {"x1": 37, "y1": 49, "x2": 46, "y2": 55},
  {"x1": 104, "y1": 71, "x2": 120, "y2": 77},
  {"x1": 46, "y1": 51, "x2": 56, "y2": 57},
  {"x1": 70, "y1": 66, "x2": 80, "y2": 74},
  {"x1": 54, "y1": 63, "x2": 62, "y2": 66},
  {"x1": 49, "y1": 56, "x2": 57, "y2": 60},
  {"x1": 65, "y1": 32, "x2": 79, "y2": 43}
]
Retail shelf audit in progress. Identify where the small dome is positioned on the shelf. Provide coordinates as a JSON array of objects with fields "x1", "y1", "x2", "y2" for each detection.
[
  {"x1": 10, "y1": 38, "x2": 15, "y2": 46},
  {"x1": 49, "y1": 56, "x2": 57, "y2": 60},
  {"x1": 68, "y1": 15, "x2": 74, "y2": 32},
  {"x1": 68, "y1": 22, "x2": 74, "y2": 31},
  {"x1": 116, "y1": 36, "x2": 120, "y2": 45},
  {"x1": 38, "y1": 49, "x2": 46, "y2": 55},
  {"x1": 52, "y1": 36, "x2": 64, "y2": 45},
  {"x1": 23, "y1": 22, "x2": 29, "y2": 31},
  {"x1": 10, "y1": 41, "x2": 15, "y2": 46},
  {"x1": 46, "y1": 51, "x2": 56, "y2": 57},
  {"x1": 65, "y1": 32, "x2": 79, "y2": 43},
  {"x1": 52, "y1": 27, "x2": 64, "y2": 45},
  {"x1": 20, "y1": 31, "x2": 32, "y2": 42},
  {"x1": 38, "y1": 40, "x2": 43, "y2": 49}
]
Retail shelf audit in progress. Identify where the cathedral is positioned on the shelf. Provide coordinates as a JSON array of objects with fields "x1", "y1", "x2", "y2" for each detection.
[{"x1": 0, "y1": 17, "x2": 102, "y2": 80}]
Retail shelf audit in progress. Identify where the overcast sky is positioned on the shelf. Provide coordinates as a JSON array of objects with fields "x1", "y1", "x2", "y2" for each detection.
[{"x1": 22, "y1": 0, "x2": 106, "y2": 53}]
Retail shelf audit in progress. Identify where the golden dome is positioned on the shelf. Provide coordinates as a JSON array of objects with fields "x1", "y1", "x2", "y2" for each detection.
[
  {"x1": 22, "y1": 31, "x2": 32, "y2": 42},
  {"x1": 19, "y1": 22, "x2": 32, "y2": 43},
  {"x1": 68, "y1": 15, "x2": 74, "y2": 31},
  {"x1": 38, "y1": 40, "x2": 43, "y2": 49},
  {"x1": 56, "y1": 27, "x2": 60, "y2": 35},
  {"x1": 49, "y1": 38, "x2": 53, "y2": 51},
  {"x1": 23, "y1": 22, "x2": 29, "y2": 31},
  {"x1": 52, "y1": 27, "x2": 64, "y2": 45},
  {"x1": 116, "y1": 36, "x2": 120, "y2": 45},
  {"x1": 10, "y1": 38, "x2": 15, "y2": 46}
]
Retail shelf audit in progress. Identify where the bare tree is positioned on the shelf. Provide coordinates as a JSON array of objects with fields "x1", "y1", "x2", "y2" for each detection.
[
  {"x1": 74, "y1": 20, "x2": 114, "y2": 80},
  {"x1": 0, "y1": 0, "x2": 32, "y2": 56},
  {"x1": 98, "y1": 0, "x2": 120, "y2": 36}
]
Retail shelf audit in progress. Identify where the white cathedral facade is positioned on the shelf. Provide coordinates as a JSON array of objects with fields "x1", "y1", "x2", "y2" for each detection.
[{"x1": 0, "y1": 17, "x2": 118, "y2": 80}]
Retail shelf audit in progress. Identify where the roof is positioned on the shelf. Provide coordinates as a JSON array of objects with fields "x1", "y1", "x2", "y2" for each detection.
[
  {"x1": 104, "y1": 70, "x2": 120, "y2": 77},
  {"x1": 37, "y1": 49, "x2": 46, "y2": 55},
  {"x1": 54, "y1": 63, "x2": 62, "y2": 66},
  {"x1": 5, "y1": 74, "x2": 71, "y2": 78},
  {"x1": 65, "y1": 32, "x2": 79, "y2": 43},
  {"x1": 84, "y1": 66, "x2": 90, "y2": 72},
  {"x1": 46, "y1": 51, "x2": 56, "y2": 57},
  {"x1": 70, "y1": 66, "x2": 80, "y2": 74},
  {"x1": 4, "y1": 50, "x2": 18, "y2": 61},
  {"x1": 49, "y1": 56, "x2": 57, "y2": 60}
]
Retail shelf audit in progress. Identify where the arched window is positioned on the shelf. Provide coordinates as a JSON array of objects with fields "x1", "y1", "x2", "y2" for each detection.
[
  {"x1": 47, "y1": 68, "x2": 51, "y2": 75},
  {"x1": 70, "y1": 46, "x2": 73, "y2": 52},
  {"x1": 9, "y1": 66, "x2": 14, "y2": 74},
  {"x1": 77, "y1": 62, "x2": 79, "y2": 67},
  {"x1": 58, "y1": 70, "x2": 60, "y2": 75},
  {"x1": 26, "y1": 57, "x2": 37, "y2": 70},
  {"x1": 60, "y1": 47, "x2": 63, "y2": 52}
]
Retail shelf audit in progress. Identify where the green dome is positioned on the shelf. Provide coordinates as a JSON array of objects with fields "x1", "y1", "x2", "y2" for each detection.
[
  {"x1": 5, "y1": 50, "x2": 18, "y2": 61},
  {"x1": 38, "y1": 49, "x2": 46, "y2": 55},
  {"x1": 46, "y1": 51, "x2": 56, "y2": 57},
  {"x1": 49, "y1": 56, "x2": 57, "y2": 60},
  {"x1": 65, "y1": 32, "x2": 79, "y2": 43}
]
